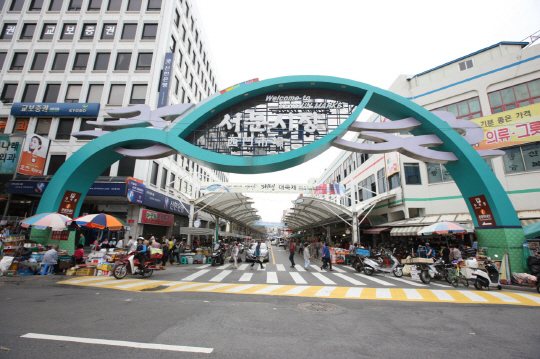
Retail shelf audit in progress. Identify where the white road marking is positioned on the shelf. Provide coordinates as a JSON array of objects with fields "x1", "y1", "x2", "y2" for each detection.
[
  {"x1": 333, "y1": 273, "x2": 365, "y2": 286},
  {"x1": 21, "y1": 333, "x2": 213, "y2": 354},
  {"x1": 115, "y1": 281, "x2": 164, "y2": 289},
  {"x1": 430, "y1": 290, "x2": 455, "y2": 301},
  {"x1": 403, "y1": 289, "x2": 423, "y2": 300},
  {"x1": 289, "y1": 272, "x2": 307, "y2": 284},
  {"x1": 295, "y1": 265, "x2": 305, "y2": 272},
  {"x1": 68, "y1": 277, "x2": 109, "y2": 284},
  {"x1": 310, "y1": 265, "x2": 324, "y2": 272},
  {"x1": 356, "y1": 274, "x2": 395, "y2": 286},
  {"x1": 376, "y1": 288, "x2": 392, "y2": 298},
  {"x1": 284, "y1": 286, "x2": 310, "y2": 295},
  {"x1": 198, "y1": 284, "x2": 231, "y2": 291},
  {"x1": 342, "y1": 265, "x2": 356, "y2": 271},
  {"x1": 181, "y1": 269, "x2": 210, "y2": 281},
  {"x1": 255, "y1": 285, "x2": 284, "y2": 294},
  {"x1": 345, "y1": 287, "x2": 363, "y2": 298},
  {"x1": 314, "y1": 286, "x2": 337, "y2": 297},
  {"x1": 169, "y1": 283, "x2": 208, "y2": 291},
  {"x1": 390, "y1": 277, "x2": 426, "y2": 287},
  {"x1": 198, "y1": 264, "x2": 211, "y2": 269},
  {"x1": 267, "y1": 272, "x2": 278, "y2": 284},
  {"x1": 209, "y1": 270, "x2": 232, "y2": 282},
  {"x1": 312, "y1": 273, "x2": 336, "y2": 285},
  {"x1": 256, "y1": 265, "x2": 267, "y2": 271},
  {"x1": 226, "y1": 284, "x2": 257, "y2": 293},
  {"x1": 238, "y1": 264, "x2": 250, "y2": 270},
  {"x1": 331, "y1": 267, "x2": 346, "y2": 273},
  {"x1": 239, "y1": 273, "x2": 253, "y2": 282},
  {"x1": 217, "y1": 264, "x2": 231, "y2": 270},
  {"x1": 93, "y1": 279, "x2": 137, "y2": 286},
  {"x1": 484, "y1": 292, "x2": 520, "y2": 303},
  {"x1": 430, "y1": 282, "x2": 451, "y2": 287},
  {"x1": 161, "y1": 281, "x2": 184, "y2": 287},
  {"x1": 276, "y1": 264, "x2": 286, "y2": 271},
  {"x1": 459, "y1": 291, "x2": 488, "y2": 302},
  {"x1": 515, "y1": 293, "x2": 540, "y2": 304}
]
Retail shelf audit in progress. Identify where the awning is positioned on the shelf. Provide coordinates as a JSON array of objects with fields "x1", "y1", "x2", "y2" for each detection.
[
  {"x1": 524, "y1": 222, "x2": 540, "y2": 239},
  {"x1": 520, "y1": 218, "x2": 540, "y2": 227},
  {"x1": 363, "y1": 227, "x2": 390, "y2": 234},
  {"x1": 180, "y1": 227, "x2": 215, "y2": 236},
  {"x1": 390, "y1": 226, "x2": 426, "y2": 236}
]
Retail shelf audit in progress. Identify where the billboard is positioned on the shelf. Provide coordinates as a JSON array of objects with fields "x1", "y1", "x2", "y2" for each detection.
[
  {"x1": 0, "y1": 136, "x2": 23, "y2": 174},
  {"x1": 384, "y1": 152, "x2": 399, "y2": 177},
  {"x1": 200, "y1": 183, "x2": 346, "y2": 195},
  {"x1": 18, "y1": 134, "x2": 50, "y2": 176},
  {"x1": 10, "y1": 103, "x2": 100, "y2": 117}
]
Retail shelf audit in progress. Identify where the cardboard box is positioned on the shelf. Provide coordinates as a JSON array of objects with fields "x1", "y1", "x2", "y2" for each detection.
[{"x1": 96, "y1": 263, "x2": 114, "y2": 271}]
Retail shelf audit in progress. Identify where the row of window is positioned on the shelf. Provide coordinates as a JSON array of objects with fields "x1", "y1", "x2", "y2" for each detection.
[
  {"x1": 0, "y1": 22, "x2": 158, "y2": 41},
  {"x1": 3, "y1": 0, "x2": 161, "y2": 12}
]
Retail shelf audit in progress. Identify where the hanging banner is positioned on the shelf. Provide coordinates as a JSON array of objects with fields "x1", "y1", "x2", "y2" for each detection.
[
  {"x1": 157, "y1": 52, "x2": 174, "y2": 108},
  {"x1": 0, "y1": 136, "x2": 23, "y2": 174},
  {"x1": 253, "y1": 221, "x2": 287, "y2": 227},
  {"x1": 57, "y1": 190, "x2": 81, "y2": 218},
  {"x1": 384, "y1": 152, "x2": 399, "y2": 177},
  {"x1": 17, "y1": 134, "x2": 50, "y2": 176},
  {"x1": 200, "y1": 183, "x2": 346, "y2": 195}
]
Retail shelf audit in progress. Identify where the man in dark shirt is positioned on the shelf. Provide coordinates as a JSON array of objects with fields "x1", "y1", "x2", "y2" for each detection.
[{"x1": 441, "y1": 244, "x2": 451, "y2": 264}]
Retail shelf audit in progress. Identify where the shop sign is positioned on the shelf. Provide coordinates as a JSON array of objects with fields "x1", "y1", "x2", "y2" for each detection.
[
  {"x1": 126, "y1": 180, "x2": 145, "y2": 204},
  {"x1": 468, "y1": 194, "x2": 497, "y2": 227},
  {"x1": 472, "y1": 103, "x2": 540, "y2": 150},
  {"x1": 157, "y1": 53, "x2": 174, "y2": 108},
  {"x1": 18, "y1": 134, "x2": 50, "y2": 176},
  {"x1": 57, "y1": 190, "x2": 81, "y2": 218},
  {"x1": 51, "y1": 231, "x2": 70, "y2": 241},
  {"x1": 88, "y1": 183, "x2": 126, "y2": 196},
  {"x1": 8, "y1": 181, "x2": 126, "y2": 195},
  {"x1": 139, "y1": 209, "x2": 174, "y2": 226},
  {"x1": 0, "y1": 136, "x2": 23, "y2": 174},
  {"x1": 128, "y1": 219, "x2": 135, "y2": 224},
  {"x1": 143, "y1": 188, "x2": 190, "y2": 216},
  {"x1": 384, "y1": 152, "x2": 399, "y2": 177},
  {"x1": 10, "y1": 103, "x2": 100, "y2": 117},
  {"x1": 97, "y1": 204, "x2": 128, "y2": 212},
  {"x1": 201, "y1": 182, "x2": 345, "y2": 195}
]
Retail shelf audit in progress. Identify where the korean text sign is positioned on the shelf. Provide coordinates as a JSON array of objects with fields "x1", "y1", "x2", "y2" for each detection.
[
  {"x1": 0, "y1": 136, "x2": 23, "y2": 174},
  {"x1": 157, "y1": 53, "x2": 174, "y2": 108},
  {"x1": 139, "y1": 208, "x2": 174, "y2": 226}
]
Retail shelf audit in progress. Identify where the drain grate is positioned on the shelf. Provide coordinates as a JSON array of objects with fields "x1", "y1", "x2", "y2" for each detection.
[{"x1": 298, "y1": 302, "x2": 338, "y2": 313}]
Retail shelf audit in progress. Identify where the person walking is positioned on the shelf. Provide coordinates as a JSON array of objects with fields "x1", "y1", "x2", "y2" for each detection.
[
  {"x1": 303, "y1": 242, "x2": 311, "y2": 270},
  {"x1": 250, "y1": 241, "x2": 264, "y2": 269},
  {"x1": 231, "y1": 242, "x2": 239, "y2": 269},
  {"x1": 321, "y1": 241, "x2": 333, "y2": 271},
  {"x1": 160, "y1": 241, "x2": 169, "y2": 267},
  {"x1": 289, "y1": 240, "x2": 296, "y2": 268}
]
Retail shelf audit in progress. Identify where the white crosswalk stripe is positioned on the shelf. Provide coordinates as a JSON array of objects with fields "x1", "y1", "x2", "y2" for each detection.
[
  {"x1": 314, "y1": 286, "x2": 337, "y2": 297},
  {"x1": 310, "y1": 265, "x2": 324, "y2": 272},
  {"x1": 295, "y1": 265, "x2": 305, "y2": 272},
  {"x1": 345, "y1": 287, "x2": 363, "y2": 298},
  {"x1": 459, "y1": 291, "x2": 488, "y2": 302},
  {"x1": 199, "y1": 284, "x2": 231, "y2": 291},
  {"x1": 284, "y1": 286, "x2": 309, "y2": 295},
  {"x1": 182, "y1": 269, "x2": 211, "y2": 281},
  {"x1": 209, "y1": 270, "x2": 232, "y2": 282},
  {"x1": 391, "y1": 277, "x2": 426, "y2": 287},
  {"x1": 312, "y1": 272, "x2": 336, "y2": 285},
  {"x1": 161, "y1": 281, "x2": 184, "y2": 287},
  {"x1": 255, "y1": 285, "x2": 283, "y2": 294},
  {"x1": 115, "y1": 281, "x2": 163, "y2": 289},
  {"x1": 430, "y1": 282, "x2": 451, "y2": 287},
  {"x1": 239, "y1": 273, "x2": 253, "y2": 282},
  {"x1": 403, "y1": 288, "x2": 423, "y2": 300},
  {"x1": 333, "y1": 273, "x2": 365, "y2": 286},
  {"x1": 331, "y1": 267, "x2": 346, "y2": 273},
  {"x1": 276, "y1": 264, "x2": 286, "y2": 271},
  {"x1": 169, "y1": 283, "x2": 208, "y2": 291},
  {"x1": 226, "y1": 284, "x2": 257, "y2": 292},
  {"x1": 430, "y1": 290, "x2": 455, "y2": 301},
  {"x1": 198, "y1": 264, "x2": 211, "y2": 269},
  {"x1": 256, "y1": 265, "x2": 267, "y2": 271},
  {"x1": 68, "y1": 277, "x2": 110, "y2": 284},
  {"x1": 93, "y1": 279, "x2": 130, "y2": 286},
  {"x1": 289, "y1": 272, "x2": 307, "y2": 284},
  {"x1": 267, "y1": 272, "x2": 278, "y2": 284},
  {"x1": 356, "y1": 274, "x2": 395, "y2": 286},
  {"x1": 238, "y1": 264, "x2": 250, "y2": 270},
  {"x1": 515, "y1": 293, "x2": 540, "y2": 304},
  {"x1": 484, "y1": 292, "x2": 520, "y2": 303},
  {"x1": 217, "y1": 264, "x2": 231, "y2": 270},
  {"x1": 376, "y1": 288, "x2": 392, "y2": 298}
]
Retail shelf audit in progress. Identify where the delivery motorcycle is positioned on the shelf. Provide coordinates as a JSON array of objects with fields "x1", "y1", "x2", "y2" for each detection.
[
  {"x1": 362, "y1": 250, "x2": 403, "y2": 277},
  {"x1": 211, "y1": 243, "x2": 226, "y2": 266},
  {"x1": 113, "y1": 251, "x2": 165, "y2": 279},
  {"x1": 472, "y1": 255, "x2": 502, "y2": 290}
]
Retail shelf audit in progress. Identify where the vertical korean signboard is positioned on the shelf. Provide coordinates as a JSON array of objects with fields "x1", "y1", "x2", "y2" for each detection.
[
  {"x1": 58, "y1": 190, "x2": 81, "y2": 218},
  {"x1": 0, "y1": 136, "x2": 23, "y2": 174},
  {"x1": 468, "y1": 194, "x2": 497, "y2": 227},
  {"x1": 158, "y1": 53, "x2": 174, "y2": 108},
  {"x1": 18, "y1": 134, "x2": 50, "y2": 176}
]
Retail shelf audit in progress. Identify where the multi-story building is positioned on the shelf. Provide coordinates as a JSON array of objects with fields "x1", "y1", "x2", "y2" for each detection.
[{"x1": 0, "y1": 0, "x2": 232, "y2": 241}]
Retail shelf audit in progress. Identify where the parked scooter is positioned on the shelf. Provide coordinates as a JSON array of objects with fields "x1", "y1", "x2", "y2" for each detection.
[
  {"x1": 363, "y1": 250, "x2": 403, "y2": 277},
  {"x1": 472, "y1": 255, "x2": 502, "y2": 290},
  {"x1": 419, "y1": 258, "x2": 450, "y2": 284}
]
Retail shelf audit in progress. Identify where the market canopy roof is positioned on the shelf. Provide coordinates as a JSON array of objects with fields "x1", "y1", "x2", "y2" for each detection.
[
  {"x1": 524, "y1": 221, "x2": 540, "y2": 239},
  {"x1": 284, "y1": 197, "x2": 353, "y2": 231}
]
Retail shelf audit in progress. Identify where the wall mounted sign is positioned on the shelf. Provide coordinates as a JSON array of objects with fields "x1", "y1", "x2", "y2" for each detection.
[
  {"x1": 139, "y1": 208, "x2": 174, "y2": 226},
  {"x1": 51, "y1": 231, "x2": 70, "y2": 241},
  {"x1": 10, "y1": 103, "x2": 100, "y2": 117},
  {"x1": 8, "y1": 181, "x2": 126, "y2": 196},
  {"x1": 468, "y1": 194, "x2": 497, "y2": 227},
  {"x1": 18, "y1": 134, "x2": 50, "y2": 176},
  {"x1": 57, "y1": 190, "x2": 81, "y2": 218},
  {"x1": 0, "y1": 136, "x2": 23, "y2": 174},
  {"x1": 126, "y1": 180, "x2": 190, "y2": 216},
  {"x1": 384, "y1": 152, "x2": 399, "y2": 177},
  {"x1": 157, "y1": 53, "x2": 174, "y2": 108}
]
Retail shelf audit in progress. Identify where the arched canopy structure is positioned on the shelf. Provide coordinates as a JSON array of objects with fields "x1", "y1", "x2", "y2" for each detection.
[{"x1": 285, "y1": 197, "x2": 353, "y2": 231}]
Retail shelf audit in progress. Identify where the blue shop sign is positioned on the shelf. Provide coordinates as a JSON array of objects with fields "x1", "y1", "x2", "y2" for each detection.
[
  {"x1": 126, "y1": 180, "x2": 145, "y2": 204},
  {"x1": 143, "y1": 187, "x2": 190, "y2": 216},
  {"x1": 9, "y1": 181, "x2": 125, "y2": 196},
  {"x1": 88, "y1": 183, "x2": 126, "y2": 196},
  {"x1": 10, "y1": 103, "x2": 100, "y2": 117}
]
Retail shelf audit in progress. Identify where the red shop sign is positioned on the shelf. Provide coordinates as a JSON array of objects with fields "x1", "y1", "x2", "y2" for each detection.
[
  {"x1": 139, "y1": 209, "x2": 174, "y2": 227},
  {"x1": 51, "y1": 231, "x2": 70, "y2": 241}
]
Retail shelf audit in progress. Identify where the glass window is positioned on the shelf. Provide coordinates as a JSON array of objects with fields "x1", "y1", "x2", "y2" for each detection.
[
  {"x1": 86, "y1": 84, "x2": 103, "y2": 103},
  {"x1": 126, "y1": 0, "x2": 141, "y2": 11},
  {"x1": 142, "y1": 24, "x2": 157, "y2": 39},
  {"x1": 107, "y1": 0, "x2": 121, "y2": 11},
  {"x1": 0, "y1": 84, "x2": 17, "y2": 103},
  {"x1": 93, "y1": 53, "x2": 110, "y2": 70},
  {"x1": 150, "y1": 161, "x2": 158, "y2": 185},
  {"x1": 101, "y1": 24, "x2": 117, "y2": 39},
  {"x1": 404, "y1": 163, "x2": 421, "y2": 185},
  {"x1": 426, "y1": 163, "x2": 442, "y2": 183},
  {"x1": 10, "y1": 52, "x2": 27, "y2": 70},
  {"x1": 81, "y1": 24, "x2": 97, "y2": 39},
  {"x1": 129, "y1": 84, "x2": 146, "y2": 104},
  {"x1": 488, "y1": 79, "x2": 540, "y2": 113},
  {"x1": 88, "y1": 0, "x2": 101, "y2": 10},
  {"x1": 47, "y1": 155, "x2": 66, "y2": 175},
  {"x1": 56, "y1": 118, "x2": 74, "y2": 140},
  {"x1": 65, "y1": 84, "x2": 81, "y2": 103},
  {"x1": 160, "y1": 168, "x2": 167, "y2": 189},
  {"x1": 12, "y1": 118, "x2": 29, "y2": 134},
  {"x1": 35, "y1": 118, "x2": 51, "y2": 136},
  {"x1": 52, "y1": 53, "x2": 69, "y2": 70},
  {"x1": 174, "y1": 10, "x2": 180, "y2": 27},
  {"x1": 170, "y1": 36, "x2": 176, "y2": 53},
  {"x1": 147, "y1": 0, "x2": 161, "y2": 10},
  {"x1": 388, "y1": 173, "x2": 400, "y2": 190},
  {"x1": 501, "y1": 88, "x2": 516, "y2": 105},
  {"x1": 40, "y1": 24, "x2": 56, "y2": 40},
  {"x1": 529, "y1": 79, "x2": 540, "y2": 98},
  {"x1": 49, "y1": 0, "x2": 63, "y2": 11},
  {"x1": 0, "y1": 53, "x2": 6, "y2": 70},
  {"x1": 20, "y1": 24, "x2": 36, "y2": 39},
  {"x1": 522, "y1": 143, "x2": 540, "y2": 171},
  {"x1": 121, "y1": 24, "x2": 137, "y2": 39},
  {"x1": 1, "y1": 24, "x2": 16, "y2": 40},
  {"x1": 68, "y1": 0, "x2": 82, "y2": 10},
  {"x1": 9, "y1": 0, "x2": 24, "y2": 11},
  {"x1": 114, "y1": 53, "x2": 131, "y2": 70},
  {"x1": 73, "y1": 53, "x2": 89, "y2": 70},
  {"x1": 108, "y1": 84, "x2": 125, "y2": 105},
  {"x1": 503, "y1": 147, "x2": 525, "y2": 173},
  {"x1": 136, "y1": 53, "x2": 152, "y2": 70},
  {"x1": 60, "y1": 24, "x2": 76, "y2": 40},
  {"x1": 182, "y1": 25, "x2": 187, "y2": 41},
  {"x1": 433, "y1": 97, "x2": 482, "y2": 120},
  {"x1": 441, "y1": 164, "x2": 452, "y2": 181},
  {"x1": 377, "y1": 168, "x2": 386, "y2": 194},
  {"x1": 30, "y1": 0, "x2": 45, "y2": 10},
  {"x1": 79, "y1": 118, "x2": 96, "y2": 131},
  {"x1": 21, "y1": 84, "x2": 39, "y2": 102},
  {"x1": 43, "y1": 84, "x2": 60, "y2": 102},
  {"x1": 31, "y1": 52, "x2": 48, "y2": 70},
  {"x1": 174, "y1": 76, "x2": 179, "y2": 95},
  {"x1": 117, "y1": 156, "x2": 136, "y2": 176}
]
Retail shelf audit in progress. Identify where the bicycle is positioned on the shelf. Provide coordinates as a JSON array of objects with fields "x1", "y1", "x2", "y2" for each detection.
[{"x1": 446, "y1": 262, "x2": 469, "y2": 288}]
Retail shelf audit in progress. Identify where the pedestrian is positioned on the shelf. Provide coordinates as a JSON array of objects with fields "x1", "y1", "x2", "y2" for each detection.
[
  {"x1": 78, "y1": 233, "x2": 86, "y2": 246},
  {"x1": 321, "y1": 241, "x2": 333, "y2": 271},
  {"x1": 303, "y1": 242, "x2": 311, "y2": 270},
  {"x1": 289, "y1": 240, "x2": 296, "y2": 268},
  {"x1": 126, "y1": 236, "x2": 137, "y2": 252},
  {"x1": 231, "y1": 242, "x2": 239, "y2": 269},
  {"x1": 250, "y1": 241, "x2": 264, "y2": 269},
  {"x1": 298, "y1": 241, "x2": 303, "y2": 254},
  {"x1": 160, "y1": 241, "x2": 169, "y2": 267},
  {"x1": 116, "y1": 237, "x2": 124, "y2": 249},
  {"x1": 441, "y1": 244, "x2": 450, "y2": 264}
]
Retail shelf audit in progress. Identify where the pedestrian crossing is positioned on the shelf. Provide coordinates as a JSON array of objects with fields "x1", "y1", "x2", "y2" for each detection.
[{"x1": 59, "y1": 277, "x2": 540, "y2": 306}]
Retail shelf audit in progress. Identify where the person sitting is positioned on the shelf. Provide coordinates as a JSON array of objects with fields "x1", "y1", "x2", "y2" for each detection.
[
  {"x1": 135, "y1": 238, "x2": 147, "y2": 272},
  {"x1": 73, "y1": 244, "x2": 85, "y2": 265},
  {"x1": 110, "y1": 237, "x2": 117, "y2": 248},
  {"x1": 426, "y1": 243, "x2": 436, "y2": 258},
  {"x1": 42, "y1": 245, "x2": 60, "y2": 274},
  {"x1": 101, "y1": 238, "x2": 109, "y2": 249}
]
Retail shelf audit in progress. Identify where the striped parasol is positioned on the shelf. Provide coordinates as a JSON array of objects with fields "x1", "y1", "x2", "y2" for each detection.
[
  {"x1": 20, "y1": 212, "x2": 72, "y2": 231},
  {"x1": 70, "y1": 213, "x2": 125, "y2": 230},
  {"x1": 417, "y1": 221, "x2": 473, "y2": 235}
]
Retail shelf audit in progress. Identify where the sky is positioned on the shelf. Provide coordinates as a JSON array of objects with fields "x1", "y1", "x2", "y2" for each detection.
[{"x1": 195, "y1": 0, "x2": 540, "y2": 223}]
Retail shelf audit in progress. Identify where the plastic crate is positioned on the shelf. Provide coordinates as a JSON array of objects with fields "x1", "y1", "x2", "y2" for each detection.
[{"x1": 17, "y1": 267, "x2": 34, "y2": 275}]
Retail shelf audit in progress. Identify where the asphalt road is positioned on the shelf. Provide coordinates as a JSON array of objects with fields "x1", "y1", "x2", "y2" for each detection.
[{"x1": 1, "y1": 246, "x2": 539, "y2": 358}]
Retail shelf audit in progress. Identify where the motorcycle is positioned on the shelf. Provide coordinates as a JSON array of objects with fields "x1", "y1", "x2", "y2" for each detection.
[
  {"x1": 362, "y1": 250, "x2": 404, "y2": 277},
  {"x1": 211, "y1": 244, "x2": 226, "y2": 266},
  {"x1": 419, "y1": 258, "x2": 450, "y2": 284},
  {"x1": 472, "y1": 255, "x2": 502, "y2": 290},
  {"x1": 113, "y1": 251, "x2": 165, "y2": 279}
]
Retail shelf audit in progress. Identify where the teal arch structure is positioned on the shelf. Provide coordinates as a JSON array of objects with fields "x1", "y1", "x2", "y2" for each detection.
[{"x1": 36, "y1": 76, "x2": 526, "y2": 271}]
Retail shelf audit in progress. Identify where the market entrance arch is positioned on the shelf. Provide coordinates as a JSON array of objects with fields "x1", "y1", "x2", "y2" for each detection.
[{"x1": 36, "y1": 75, "x2": 527, "y2": 271}]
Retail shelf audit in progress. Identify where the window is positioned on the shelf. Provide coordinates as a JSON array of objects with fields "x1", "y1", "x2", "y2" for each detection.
[
  {"x1": 142, "y1": 24, "x2": 157, "y2": 39},
  {"x1": 87, "y1": 0, "x2": 101, "y2": 10},
  {"x1": 488, "y1": 79, "x2": 540, "y2": 114},
  {"x1": 458, "y1": 59, "x2": 474, "y2": 71},
  {"x1": 31, "y1": 52, "x2": 49, "y2": 71},
  {"x1": 174, "y1": 10, "x2": 180, "y2": 27},
  {"x1": 181, "y1": 25, "x2": 186, "y2": 41},
  {"x1": 93, "y1": 53, "x2": 110, "y2": 70},
  {"x1": 150, "y1": 161, "x2": 158, "y2": 185},
  {"x1": 187, "y1": 39, "x2": 192, "y2": 53},
  {"x1": 40, "y1": 24, "x2": 57, "y2": 41},
  {"x1": 68, "y1": 0, "x2": 82, "y2": 10},
  {"x1": 0, "y1": 84, "x2": 17, "y2": 103},
  {"x1": 388, "y1": 173, "x2": 400, "y2": 190},
  {"x1": 170, "y1": 173, "x2": 176, "y2": 189},
  {"x1": 126, "y1": 0, "x2": 141, "y2": 11},
  {"x1": 79, "y1": 118, "x2": 96, "y2": 131},
  {"x1": 10, "y1": 52, "x2": 27, "y2": 70},
  {"x1": 178, "y1": 50, "x2": 183, "y2": 66},
  {"x1": 52, "y1": 53, "x2": 69, "y2": 70},
  {"x1": 136, "y1": 53, "x2": 152, "y2": 70},
  {"x1": 404, "y1": 163, "x2": 421, "y2": 185},
  {"x1": 65, "y1": 84, "x2": 81, "y2": 103},
  {"x1": 426, "y1": 163, "x2": 452, "y2": 184},
  {"x1": 130, "y1": 84, "x2": 146, "y2": 104},
  {"x1": 195, "y1": 30, "x2": 199, "y2": 43},
  {"x1": 160, "y1": 168, "x2": 168, "y2": 189},
  {"x1": 121, "y1": 24, "x2": 137, "y2": 39},
  {"x1": 12, "y1": 118, "x2": 29, "y2": 133},
  {"x1": 108, "y1": 84, "x2": 125, "y2": 105},
  {"x1": 147, "y1": 0, "x2": 161, "y2": 10},
  {"x1": 185, "y1": 2, "x2": 190, "y2": 17},
  {"x1": 107, "y1": 0, "x2": 121, "y2": 11},
  {"x1": 1, "y1": 24, "x2": 16, "y2": 40},
  {"x1": 35, "y1": 118, "x2": 51, "y2": 136},
  {"x1": 47, "y1": 155, "x2": 66, "y2": 175},
  {"x1": 117, "y1": 157, "x2": 136, "y2": 176},
  {"x1": 114, "y1": 53, "x2": 131, "y2": 70},
  {"x1": 81, "y1": 24, "x2": 97, "y2": 39},
  {"x1": 174, "y1": 77, "x2": 179, "y2": 95},
  {"x1": 9, "y1": 0, "x2": 24, "y2": 10},
  {"x1": 170, "y1": 36, "x2": 176, "y2": 53},
  {"x1": 20, "y1": 24, "x2": 36, "y2": 39},
  {"x1": 61, "y1": 24, "x2": 76, "y2": 39},
  {"x1": 190, "y1": 17, "x2": 194, "y2": 30},
  {"x1": 433, "y1": 97, "x2": 482, "y2": 120},
  {"x1": 377, "y1": 168, "x2": 386, "y2": 194},
  {"x1": 190, "y1": 73, "x2": 193, "y2": 87},
  {"x1": 42, "y1": 84, "x2": 60, "y2": 102},
  {"x1": 22, "y1": 84, "x2": 39, "y2": 102},
  {"x1": 180, "y1": 87, "x2": 185, "y2": 103},
  {"x1": 48, "y1": 0, "x2": 63, "y2": 11},
  {"x1": 101, "y1": 24, "x2": 117, "y2": 39},
  {"x1": 86, "y1": 84, "x2": 104, "y2": 103},
  {"x1": 56, "y1": 118, "x2": 74, "y2": 140},
  {"x1": 0, "y1": 53, "x2": 7, "y2": 70},
  {"x1": 29, "y1": 0, "x2": 45, "y2": 10},
  {"x1": 73, "y1": 53, "x2": 89, "y2": 70}
]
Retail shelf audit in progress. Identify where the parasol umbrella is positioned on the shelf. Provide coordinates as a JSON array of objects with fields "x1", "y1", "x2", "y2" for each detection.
[
  {"x1": 417, "y1": 221, "x2": 473, "y2": 236},
  {"x1": 70, "y1": 213, "x2": 126, "y2": 230},
  {"x1": 20, "y1": 212, "x2": 72, "y2": 231}
]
